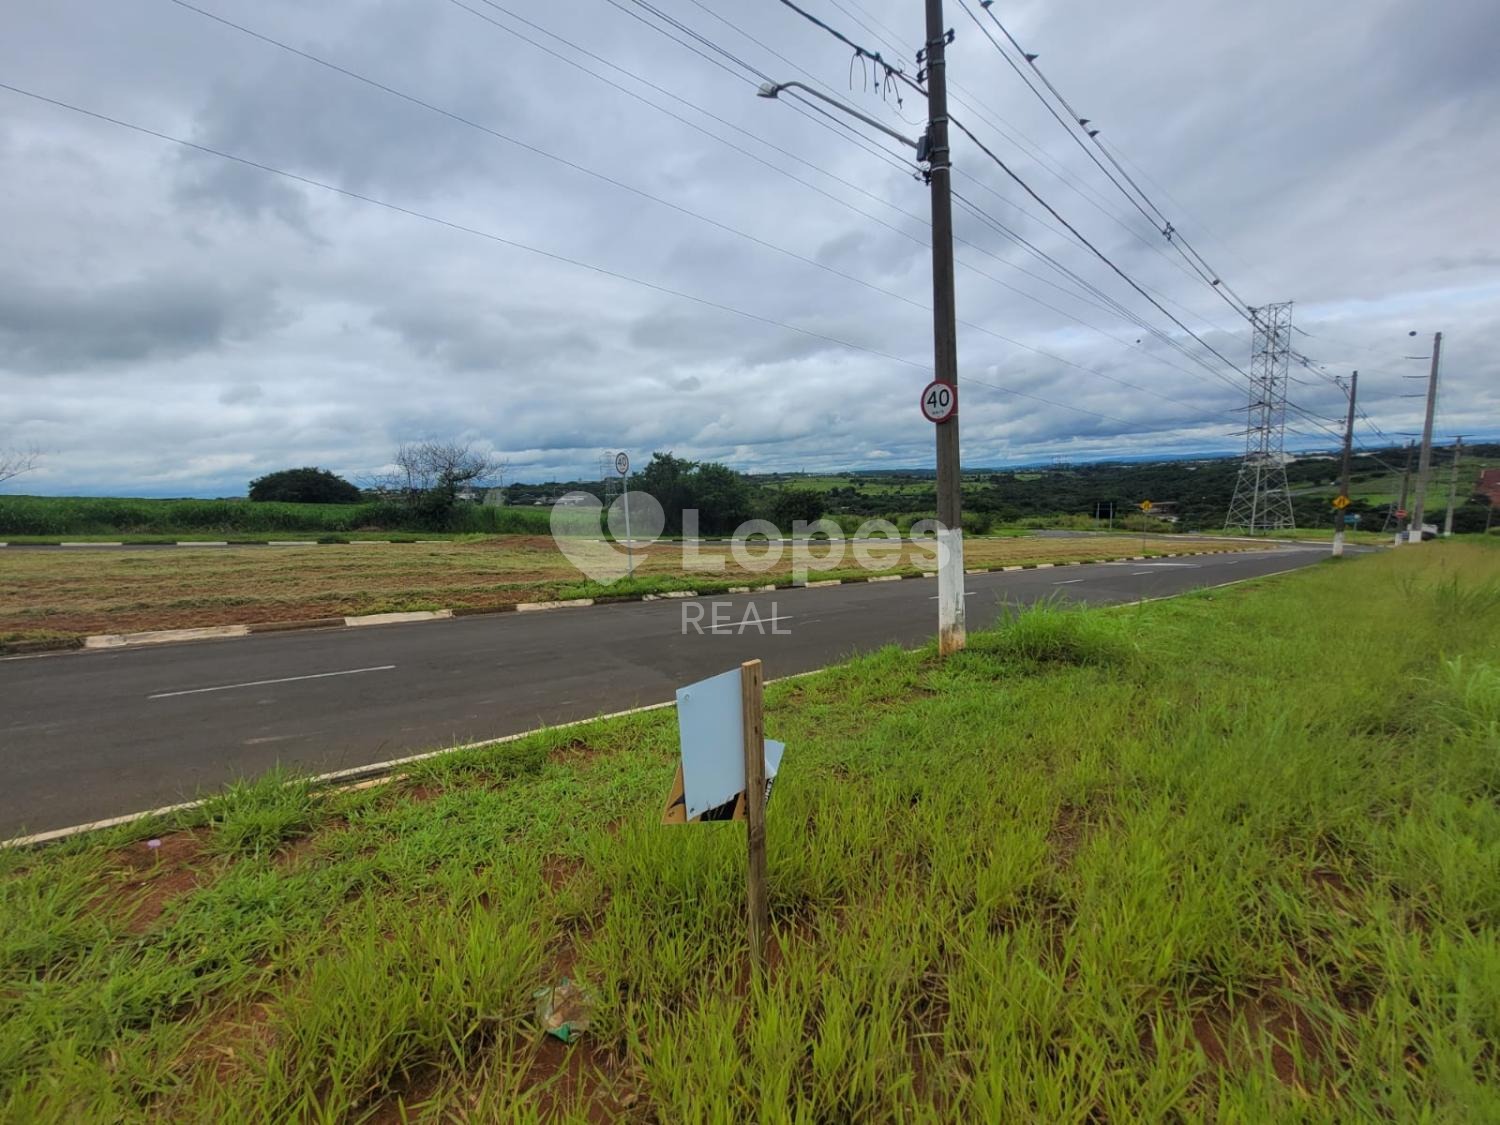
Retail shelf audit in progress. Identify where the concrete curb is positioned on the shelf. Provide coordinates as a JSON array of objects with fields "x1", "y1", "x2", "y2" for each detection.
[
  {"x1": 63, "y1": 546, "x2": 1277, "y2": 653},
  {"x1": 84, "y1": 625, "x2": 250, "y2": 649},
  {"x1": 516, "y1": 599, "x2": 594, "y2": 612},
  {"x1": 344, "y1": 610, "x2": 452, "y2": 627}
]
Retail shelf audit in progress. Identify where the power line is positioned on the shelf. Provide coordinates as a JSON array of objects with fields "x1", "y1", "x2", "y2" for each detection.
[
  {"x1": 0, "y1": 78, "x2": 1188, "y2": 434},
  {"x1": 943, "y1": 112, "x2": 1252, "y2": 387},
  {"x1": 434, "y1": 0, "x2": 1258, "y2": 414},
  {"x1": 0, "y1": 79, "x2": 925, "y2": 370},
  {"x1": 165, "y1": 0, "x2": 935, "y2": 332},
  {"x1": 769, "y1": 0, "x2": 1256, "y2": 389},
  {"x1": 960, "y1": 0, "x2": 1257, "y2": 323}
]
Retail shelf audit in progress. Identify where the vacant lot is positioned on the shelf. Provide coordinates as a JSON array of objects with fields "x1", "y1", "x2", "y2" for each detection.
[
  {"x1": 3, "y1": 543, "x2": 1497, "y2": 1119},
  {"x1": 0, "y1": 534, "x2": 1257, "y2": 643}
]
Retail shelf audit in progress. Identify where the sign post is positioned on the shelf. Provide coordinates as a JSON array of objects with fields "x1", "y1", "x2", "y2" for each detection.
[
  {"x1": 740, "y1": 660, "x2": 769, "y2": 973},
  {"x1": 662, "y1": 661, "x2": 784, "y2": 976},
  {"x1": 615, "y1": 452, "x2": 633, "y2": 578}
]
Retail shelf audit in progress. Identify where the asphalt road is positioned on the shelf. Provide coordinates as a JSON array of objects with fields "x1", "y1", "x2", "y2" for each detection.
[{"x1": 1, "y1": 545, "x2": 1331, "y2": 837}]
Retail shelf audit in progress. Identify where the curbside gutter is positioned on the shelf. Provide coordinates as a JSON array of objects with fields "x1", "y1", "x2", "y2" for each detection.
[{"x1": 45, "y1": 546, "x2": 1273, "y2": 654}]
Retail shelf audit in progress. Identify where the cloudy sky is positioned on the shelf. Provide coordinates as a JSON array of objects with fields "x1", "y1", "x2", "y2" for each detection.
[{"x1": 2, "y1": 0, "x2": 1496, "y2": 495}]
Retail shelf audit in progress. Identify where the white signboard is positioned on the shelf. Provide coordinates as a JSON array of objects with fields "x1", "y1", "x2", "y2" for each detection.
[
  {"x1": 665, "y1": 667, "x2": 784, "y2": 822},
  {"x1": 615, "y1": 451, "x2": 630, "y2": 476}
]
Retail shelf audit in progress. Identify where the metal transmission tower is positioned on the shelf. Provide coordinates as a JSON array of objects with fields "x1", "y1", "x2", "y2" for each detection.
[
  {"x1": 1225, "y1": 302, "x2": 1297, "y2": 532},
  {"x1": 598, "y1": 452, "x2": 622, "y2": 508}
]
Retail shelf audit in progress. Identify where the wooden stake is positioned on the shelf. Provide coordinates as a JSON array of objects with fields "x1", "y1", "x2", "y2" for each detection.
[{"x1": 740, "y1": 659, "x2": 769, "y2": 974}]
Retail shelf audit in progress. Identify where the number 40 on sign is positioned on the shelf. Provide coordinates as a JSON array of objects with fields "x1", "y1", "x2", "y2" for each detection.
[{"x1": 920, "y1": 381, "x2": 957, "y2": 423}]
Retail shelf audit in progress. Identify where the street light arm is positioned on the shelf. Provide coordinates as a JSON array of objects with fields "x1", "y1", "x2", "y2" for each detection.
[{"x1": 756, "y1": 80, "x2": 919, "y2": 150}]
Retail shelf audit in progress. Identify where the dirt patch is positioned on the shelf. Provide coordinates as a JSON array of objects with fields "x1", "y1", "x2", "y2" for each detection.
[
  {"x1": 523, "y1": 1038, "x2": 644, "y2": 1123},
  {"x1": 400, "y1": 781, "x2": 445, "y2": 804},
  {"x1": 543, "y1": 854, "x2": 585, "y2": 892},
  {"x1": 548, "y1": 738, "x2": 609, "y2": 767},
  {"x1": 1048, "y1": 802, "x2": 1088, "y2": 867},
  {"x1": 363, "y1": 1066, "x2": 445, "y2": 1125},
  {"x1": 176, "y1": 999, "x2": 277, "y2": 1088},
  {"x1": 102, "y1": 828, "x2": 215, "y2": 934},
  {"x1": 274, "y1": 834, "x2": 323, "y2": 871},
  {"x1": 1307, "y1": 866, "x2": 1355, "y2": 904},
  {"x1": 1144, "y1": 987, "x2": 1330, "y2": 1089}
]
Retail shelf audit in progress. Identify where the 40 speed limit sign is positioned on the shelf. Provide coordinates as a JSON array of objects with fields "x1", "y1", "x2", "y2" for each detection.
[{"x1": 919, "y1": 380, "x2": 957, "y2": 423}]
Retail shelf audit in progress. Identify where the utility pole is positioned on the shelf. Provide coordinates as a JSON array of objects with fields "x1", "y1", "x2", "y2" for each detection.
[
  {"x1": 1443, "y1": 436, "x2": 1464, "y2": 537},
  {"x1": 924, "y1": 0, "x2": 965, "y2": 654},
  {"x1": 1406, "y1": 331, "x2": 1442, "y2": 543},
  {"x1": 1393, "y1": 440, "x2": 1414, "y2": 547},
  {"x1": 1333, "y1": 370, "x2": 1358, "y2": 558}
]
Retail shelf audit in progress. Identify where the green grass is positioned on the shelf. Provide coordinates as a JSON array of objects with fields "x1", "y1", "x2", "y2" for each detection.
[
  {"x1": 0, "y1": 496, "x2": 553, "y2": 537},
  {"x1": 2, "y1": 543, "x2": 1498, "y2": 1119}
]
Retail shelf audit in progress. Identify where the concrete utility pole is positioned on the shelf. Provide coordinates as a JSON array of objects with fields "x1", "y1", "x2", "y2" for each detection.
[
  {"x1": 1393, "y1": 440, "x2": 1414, "y2": 547},
  {"x1": 755, "y1": 7, "x2": 965, "y2": 653},
  {"x1": 925, "y1": 0, "x2": 966, "y2": 655},
  {"x1": 1333, "y1": 370, "x2": 1358, "y2": 558},
  {"x1": 1443, "y1": 436, "x2": 1464, "y2": 537},
  {"x1": 1407, "y1": 331, "x2": 1442, "y2": 543}
]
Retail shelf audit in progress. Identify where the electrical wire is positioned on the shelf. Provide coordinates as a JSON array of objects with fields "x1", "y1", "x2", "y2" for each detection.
[
  {"x1": 768, "y1": 0, "x2": 1261, "y2": 389},
  {"x1": 0, "y1": 78, "x2": 1199, "y2": 433},
  {"x1": 433, "y1": 0, "x2": 1262, "y2": 415},
  {"x1": 961, "y1": 0, "x2": 1257, "y2": 322}
]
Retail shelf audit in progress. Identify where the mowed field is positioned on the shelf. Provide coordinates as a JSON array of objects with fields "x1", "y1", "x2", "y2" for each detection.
[
  {"x1": 0, "y1": 535, "x2": 1262, "y2": 645},
  {"x1": 2, "y1": 544, "x2": 1496, "y2": 1119}
]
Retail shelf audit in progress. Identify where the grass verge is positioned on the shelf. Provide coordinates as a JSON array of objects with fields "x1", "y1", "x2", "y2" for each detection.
[{"x1": 5, "y1": 543, "x2": 1496, "y2": 1119}]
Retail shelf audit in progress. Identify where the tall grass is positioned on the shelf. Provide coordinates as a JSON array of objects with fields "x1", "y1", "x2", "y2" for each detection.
[
  {"x1": 0, "y1": 495, "x2": 552, "y2": 536},
  {"x1": 2, "y1": 543, "x2": 1498, "y2": 1119}
]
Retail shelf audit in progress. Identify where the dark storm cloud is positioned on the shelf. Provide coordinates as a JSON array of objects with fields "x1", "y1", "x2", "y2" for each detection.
[{"x1": 0, "y1": 0, "x2": 1495, "y2": 495}]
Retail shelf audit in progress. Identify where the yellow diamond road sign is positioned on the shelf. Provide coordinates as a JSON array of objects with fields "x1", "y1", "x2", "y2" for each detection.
[
  {"x1": 1139, "y1": 500, "x2": 1153, "y2": 512},
  {"x1": 1332, "y1": 495, "x2": 1350, "y2": 509}
]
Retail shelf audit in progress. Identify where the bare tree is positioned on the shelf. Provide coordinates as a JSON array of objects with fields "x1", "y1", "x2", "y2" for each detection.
[
  {"x1": 0, "y1": 447, "x2": 40, "y2": 486},
  {"x1": 376, "y1": 441, "x2": 508, "y2": 527},
  {"x1": 395, "y1": 441, "x2": 506, "y2": 495}
]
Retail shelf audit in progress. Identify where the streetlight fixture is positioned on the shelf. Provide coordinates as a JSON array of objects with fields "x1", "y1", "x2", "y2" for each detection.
[{"x1": 755, "y1": 82, "x2": 920, "y2": 151}]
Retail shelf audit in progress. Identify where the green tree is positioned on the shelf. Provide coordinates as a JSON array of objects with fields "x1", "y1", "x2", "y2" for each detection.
[
  {"x1": 770, "y1": 486, "x2": 824, "y2": 530},
  {"x1": 693, "y1": 462, "x2": 752, "y2": 535},
  {"x1": 248, "y1": 467, "x2": 361, "y2": 504},
  {"x1": 636, "y1": 453, "x2": 697, "y2": 535}
]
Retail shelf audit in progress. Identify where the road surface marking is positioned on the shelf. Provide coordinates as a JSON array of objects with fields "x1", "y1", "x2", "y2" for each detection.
[
  {"x1": 1131, "y1": 571, "x2": 1154, "y2": 576},
  {"x1": 928, "y1": 590, "x2": 976, "y2": 600},
  {"x1": 1052, "y1": 578, "x2": 1084, "y2": 585},
  {"x1": 705, "y1": 612, "x2": 794, "y2": 632},
  {"x1": 149, "y1": 665, "x2": 396, "y2": 700}
]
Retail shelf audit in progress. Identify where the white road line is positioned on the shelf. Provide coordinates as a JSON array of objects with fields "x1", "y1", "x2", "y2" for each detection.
[
  {"x1": 1052, "y1": 578, "x2": 1084, "y2": 585},
  {"x1": 928, "y1": 590, "x2": 976, "y2": 600},
  {"x1": 705, "y1": 612, "x2": 794, "y2": 632},
  {"x1": 149, "y1": 664, "x2": 396, "y2": 700},
  {"x1": 1131, "y1": 571, "x2": 1154, "y2": 576}
]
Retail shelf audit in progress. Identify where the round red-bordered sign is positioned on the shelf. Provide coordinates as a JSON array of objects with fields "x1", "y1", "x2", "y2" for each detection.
[{"x1": 919, "y1": 380, "x2": 957, "y2": 423}]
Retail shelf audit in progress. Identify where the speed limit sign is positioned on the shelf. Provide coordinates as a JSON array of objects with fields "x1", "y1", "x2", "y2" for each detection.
[
  {"x1": 614, "y1": 452, "x2": 630, "y2": 476},
  {"x1": 919, "y1": 381, "x2": 957, "y2": 423}
]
